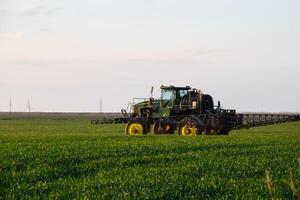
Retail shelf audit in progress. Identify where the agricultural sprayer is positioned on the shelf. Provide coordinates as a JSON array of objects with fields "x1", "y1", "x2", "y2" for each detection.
[{"x1": 91, "y1": 85, "x2": 300, "y2": 135}]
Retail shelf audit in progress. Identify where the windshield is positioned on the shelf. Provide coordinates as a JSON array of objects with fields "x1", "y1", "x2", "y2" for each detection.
[
  {"x1": 178, "y1": 90, "x2": 188, "y2": 98},
  {"x1": 161, "y1": 90, "x2": 175, "y2": 101}
]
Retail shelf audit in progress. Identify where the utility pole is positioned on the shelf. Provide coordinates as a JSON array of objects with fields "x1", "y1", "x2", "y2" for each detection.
[
  {"x1": 9, "y1": 98, "x2": 12, "y2": 113},
  {"x1": 99, "y1": 98, "x2": 102, "y2": 113},
  {"x1": 27, "y1": 99, "x2": 31, "y2": 112}
]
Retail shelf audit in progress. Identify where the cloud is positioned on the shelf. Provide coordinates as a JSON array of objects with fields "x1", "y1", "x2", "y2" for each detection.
[
  {"x1": 183, "y1": 48, "x2": 234, "y2": 56},
  {"x1": 40, "y1": 28, "x2": 51, "y2": 32},
  {"x1": 0, "y1": 32, "x2": 25, "y2": 40},
  {"x1": 0, "y1": 8, "x2": 9, "y2": 16},
  {"x1": 21, "y1": 5, "x2": 63, "y2": 17},
  {"x1": 14, "y1": 32, "x2": 25, "y2": 39},
  {"x1": 21, "y1": 5, "x2": 44, "y2": 17}
]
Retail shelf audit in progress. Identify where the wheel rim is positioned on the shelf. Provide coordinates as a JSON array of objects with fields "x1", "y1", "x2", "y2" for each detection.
[
  {"x1": 127, "y1": 123, "x2": 143, "y2": 136},
  {"x1": 181, "y1": 125, "x2": 197, "y2": 136}
]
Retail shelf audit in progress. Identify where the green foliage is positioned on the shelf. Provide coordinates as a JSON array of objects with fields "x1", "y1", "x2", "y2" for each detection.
[{"x1": 0, "y1": 120, "x2": 299, "y2": 199}]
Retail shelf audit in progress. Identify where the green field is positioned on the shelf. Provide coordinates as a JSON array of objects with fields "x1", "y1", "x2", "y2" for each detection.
[{"x1": 0, "y1": 120, "x2": 299, "y2": 199}]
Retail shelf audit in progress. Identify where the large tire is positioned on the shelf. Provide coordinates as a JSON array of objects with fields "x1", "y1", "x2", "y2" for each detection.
[
  {"x1": 177, "y1": 117, "x2": 204, "y2": 136},
  {"x1": 125, "y1": 121, "x2": 148, "y2": 136},
  {"x1": 218, "y1": 129, "x2": 229, "y2": 135},
  {"x1": 204, "y1": 128, "x2": 219, "y2": 135},
  {"x1": 153, "y1": 122, "x2": 174, "y2": 134},
  {"x1": 205, "y1": 128, "x2": 229, "y2": 135}
]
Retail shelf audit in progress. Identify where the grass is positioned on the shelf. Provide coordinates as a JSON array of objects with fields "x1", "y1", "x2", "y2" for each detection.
[
  {"x1": 0, "y1": 119, "x2": 299, "y2": 199},
  {"x1": 0, "y1": 112, "x2": 121, "y2": 120}
]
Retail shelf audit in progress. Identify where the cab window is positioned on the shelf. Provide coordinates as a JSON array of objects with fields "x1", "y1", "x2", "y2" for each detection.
[
  {"x1": 162, "y1": 90, "x2": 175, "y2": 101},
  {"x1": 178, "y1": 90, "x2": 188, "y2": 98}
]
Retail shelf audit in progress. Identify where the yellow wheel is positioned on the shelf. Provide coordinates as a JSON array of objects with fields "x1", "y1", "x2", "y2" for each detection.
[
  {"x1": 180, "y1": 125, "x2": 198, "y2": 136},
  {"x1": 177, "y1": 117, "x2": 203, "y2": 136},
  {"x1": 125, "y1": 122, "x2": 144, "y2": 136}
]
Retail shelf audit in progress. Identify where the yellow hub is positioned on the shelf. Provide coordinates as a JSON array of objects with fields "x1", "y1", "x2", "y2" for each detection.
[
  {"x1": 180, "y1": 125, "x2": 197, "y2": 136},
  {"x1": 126, "y1": 123, "x2": 144, "y2": 136}
]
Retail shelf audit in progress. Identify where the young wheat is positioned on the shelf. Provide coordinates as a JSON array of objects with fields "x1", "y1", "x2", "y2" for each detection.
[
  {"x1": 265, "y1": 169, "x2": 273, "y2": 198},
  {"x1": 288, "y1": 168, "x2": 299, "y2": 200}
]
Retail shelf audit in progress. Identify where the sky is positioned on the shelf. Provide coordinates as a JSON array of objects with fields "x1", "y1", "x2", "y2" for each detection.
[{"x1": 0, "y1": 0, "x2": 300, "y2": 112}]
